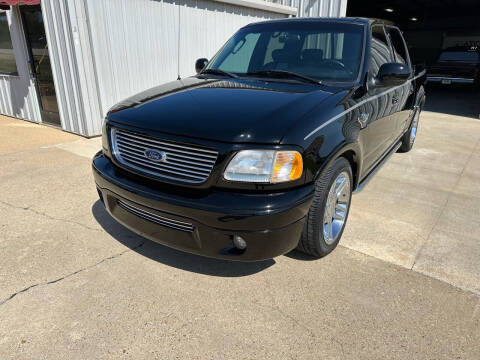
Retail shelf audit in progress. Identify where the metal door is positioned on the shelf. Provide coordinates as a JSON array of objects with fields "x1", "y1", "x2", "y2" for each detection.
[{"x1": 20, "y1": 5, "x2": 60, "y2": 126}]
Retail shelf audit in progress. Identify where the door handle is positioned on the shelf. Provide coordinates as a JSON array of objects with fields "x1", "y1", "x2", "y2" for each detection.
[
  {"x1": 357, "y1": 112, "x2": 369, "y2": 129},
  {"x1": 392, "y1": 97, "x2": 399, "y2": 104}
]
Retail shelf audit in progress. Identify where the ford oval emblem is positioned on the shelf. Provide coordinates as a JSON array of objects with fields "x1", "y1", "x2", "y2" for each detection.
[{"x1": 144, "y1": 149, "x2": 167, "y2": 162}]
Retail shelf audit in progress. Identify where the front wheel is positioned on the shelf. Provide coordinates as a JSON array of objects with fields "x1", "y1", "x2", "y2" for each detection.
[{"x1": 297, "y1": 157, "x2": 353, "y2": 257}]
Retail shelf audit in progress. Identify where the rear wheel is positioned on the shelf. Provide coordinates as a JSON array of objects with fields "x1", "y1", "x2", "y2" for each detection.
[
  {"x1": 399, "y1": 107, "x2": 420, "y2": 152},
  {"x1": 297, "y1": 157, "x2": 353, "y2": 257}
]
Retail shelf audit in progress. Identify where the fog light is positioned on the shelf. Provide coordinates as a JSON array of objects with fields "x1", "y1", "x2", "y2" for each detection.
[{"x1": 233, "y1": 235, "x2": 247, "y2": 250}]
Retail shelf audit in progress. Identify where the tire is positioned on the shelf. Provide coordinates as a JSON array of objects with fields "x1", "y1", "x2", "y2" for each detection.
[
  {"x1": 398, "y1": 106, "x2": 421, "y2": 153},
  {"x1": 297, "y1": 157, "x2": 353, "y2": 258}
]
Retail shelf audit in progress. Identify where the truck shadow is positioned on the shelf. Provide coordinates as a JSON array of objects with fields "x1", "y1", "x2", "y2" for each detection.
[{"x1": 91, "y1": 201, "x2": 275, "y2": 277}]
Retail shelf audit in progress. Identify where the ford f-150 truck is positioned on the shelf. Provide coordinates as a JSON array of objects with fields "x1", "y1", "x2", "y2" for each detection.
[{"x1": 93, "y1": 18, "x2": 426, "y2": 261}]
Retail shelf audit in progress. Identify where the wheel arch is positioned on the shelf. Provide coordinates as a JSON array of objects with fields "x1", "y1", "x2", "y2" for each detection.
[{"x1": 313, "y1": 143, "x2": 363, "y2": 190}]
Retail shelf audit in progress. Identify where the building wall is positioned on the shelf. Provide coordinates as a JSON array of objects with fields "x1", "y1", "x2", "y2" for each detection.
[
  {"x1": 0, "y1": 6, "x2": 41, "y2": 124},
  {"x1": 41, "y1": 0, "x2": 101, "y2": 135},
  {"x1": 269, "y1": 0, "x2": 347, "y2": 17},
  {"x1": 297, "y1": 0, "x2": 347, "y2": 17},
  {"x1": 2, "y1": 0, "x2": 347, "y2": 136},
  {"x1": 84, "y1": 0, "x2": 289, "y2": 136}
]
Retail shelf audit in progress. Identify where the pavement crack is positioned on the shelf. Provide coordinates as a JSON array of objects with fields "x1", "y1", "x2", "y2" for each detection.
[
  {"x1": 0, "y1": 241, "x2": 145, "y2": 306},
  {"x1": 0, "y1": 199, "x2": 102, "y2": 232},
  {"x1": 261, "y1": 278, "x2": 347, "y2": 357}
]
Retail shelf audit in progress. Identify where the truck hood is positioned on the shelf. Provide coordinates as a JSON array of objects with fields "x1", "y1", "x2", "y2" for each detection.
[{"x1": 108, "y1": 77, "x2": 335, "y2": 143}]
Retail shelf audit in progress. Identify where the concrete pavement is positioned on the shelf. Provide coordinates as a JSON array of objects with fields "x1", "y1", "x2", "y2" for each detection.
[{"x1": 0, "y1": 108, "x2": 479, "y2": 359}]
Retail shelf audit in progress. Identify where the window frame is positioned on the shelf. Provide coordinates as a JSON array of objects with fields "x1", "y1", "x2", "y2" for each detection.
[
  {"x1": 368, "y1": 24, "x2": 394, "y2": 77},
  {"x1": 207, "y1": 21, "x2": 368, "y2": 85},
  {"x1": 385, "y1": 25, "x2": 411, "y2": 68},
  {"x1": 0, "y1": 10, "x2": 19, "y2": 76}
]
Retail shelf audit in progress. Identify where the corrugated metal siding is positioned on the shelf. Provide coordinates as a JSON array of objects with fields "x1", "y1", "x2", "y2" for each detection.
[
  {"x1": 267, "y1": 0, "x2": 347, "y2": 17},
  {"x1": 41, "y1": 0, "x2": 87, "y2": 134},
  {"x1": 297, "y1": 0, "x2": 347, "y2": 17},
  {"x1": 178, "y1": 0, "x2": 287, "y2": 81},
  {"x1": 83, "y1": 0, "x2": 286, "y2": 134},
  {"x1": 37, "y1": 0, "x2": 346, "y2": 136},
  {"x1": 38, "y1": 0, "x2": 103, "y2": 136},
  {"x1": 0, "y1": 7, "x2": 41, "y2": 123}
]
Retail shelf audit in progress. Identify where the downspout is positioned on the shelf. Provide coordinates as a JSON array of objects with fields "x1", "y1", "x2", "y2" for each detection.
[{"x1": 177, "y1": 1, "x2": 181, "y2": 80}]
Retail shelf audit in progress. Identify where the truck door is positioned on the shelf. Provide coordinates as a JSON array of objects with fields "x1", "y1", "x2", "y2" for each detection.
[
  {"x1": 386, "y1": 26, "x2": 415, "y2": 136},
  {"x1": 360, "y1": 24, "x2": 398, "y2": 174}
]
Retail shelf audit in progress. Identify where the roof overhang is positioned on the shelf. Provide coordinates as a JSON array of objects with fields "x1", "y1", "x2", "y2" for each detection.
[{"x1": 0, "y1": 0, "x2": 40, "y2": 5}]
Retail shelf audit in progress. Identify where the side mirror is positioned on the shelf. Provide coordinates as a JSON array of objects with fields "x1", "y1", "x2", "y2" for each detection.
[
  {"x1": 195, "y1": 58, "x2": 208, "y2": 74},
  {"x1": 375, "y1": 62, "x2": 411, "y2": 87}
]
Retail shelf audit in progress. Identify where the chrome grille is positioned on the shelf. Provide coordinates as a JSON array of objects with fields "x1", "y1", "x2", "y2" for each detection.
[
  {"x1": 117, "y1": 199, "x2": 194, "y2": 232},
  {"x1": 111, "y1": 128, "x2": 218, "y2": 183}
]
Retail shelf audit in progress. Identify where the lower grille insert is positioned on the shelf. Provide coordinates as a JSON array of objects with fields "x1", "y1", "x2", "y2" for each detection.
[{"x1": 117, "y1": 199, "x2": 194, "y2": 232}]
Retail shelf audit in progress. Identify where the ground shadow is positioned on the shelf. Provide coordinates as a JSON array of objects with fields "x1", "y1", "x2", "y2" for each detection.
[
  {"x1": 284, "y1": 249, "x2": 318, "y2": 261},
  {"x1": 92, "y1": 201, "x2": 275, "y2": 277},
  {"x1": 424, "y1": 85, "x2": 480, "y2": 119}
]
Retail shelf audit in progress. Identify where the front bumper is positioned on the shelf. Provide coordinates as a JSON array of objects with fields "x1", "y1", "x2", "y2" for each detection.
[
  {"x1": 426, "y1": 76, "x2": 475, "y2": 85},
  {"x1": 92, "y1": 152, "x2": 314, "y2": 261}
]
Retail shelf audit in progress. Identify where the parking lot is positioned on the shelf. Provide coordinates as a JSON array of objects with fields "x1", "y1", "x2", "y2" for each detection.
[{"x1": 1, "y1": 88, "x2": 480, "y2": 359}]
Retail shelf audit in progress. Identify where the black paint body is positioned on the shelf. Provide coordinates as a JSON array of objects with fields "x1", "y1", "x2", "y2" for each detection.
[{"x1": 93, "y1": 18, "x2": 426, "y2": 260}]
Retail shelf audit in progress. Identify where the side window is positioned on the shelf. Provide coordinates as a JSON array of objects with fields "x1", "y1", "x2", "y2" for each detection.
[
  {"x1": 387, "y1": 27, "x2": 409, "y2": 65},
  {"x1": 218, "y1": 33, "x2": 261, "y2": 73},
  {"x1": 370, "y1": 25, "x2": 391, "y2": 76}
]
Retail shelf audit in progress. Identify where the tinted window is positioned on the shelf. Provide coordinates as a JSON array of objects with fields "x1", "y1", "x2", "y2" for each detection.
[
  {"x1": 208, "y1": 22, "x2": 364, "y2": 82},
  {"x1": 438, "y1": 51, "x2": 479, "y2": 62},
  {"x1": 0, "y1": 12, "x2": 18, "y2": 74},
  {"x1": 369, "y1": 25, "x2": 391, "y2": 75},
  {"x1": 217, "y1": 33, "x2": 261, "y2": 73},
  {"x1": 387, "y1": 27, "x2": 408, "y2": 65}
]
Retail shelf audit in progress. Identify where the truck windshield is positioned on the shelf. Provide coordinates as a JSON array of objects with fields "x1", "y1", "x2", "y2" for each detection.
[{"x1": 206, "y1": 21, "x2": 364, "y2": 83}]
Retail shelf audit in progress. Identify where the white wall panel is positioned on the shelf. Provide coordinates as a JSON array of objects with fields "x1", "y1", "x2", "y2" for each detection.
[
  {"x1": 298, "y1": 0, "x2": 347, "y2": 17},
  {"x1": 178, "y1": 0, "x2": 285, "y2": 79},
  {"x1": 41, "y1": 0, "x2": 103, "y2": 135},
  {"x1": 84, "y1": 0, "x2": 286, "y2": 131},
  {"x1": 0, "y1": 7, "x2": 41, "y2": 123},
  {"x1": 5, "y1": 0, "x2": 344, "y2": 136}
]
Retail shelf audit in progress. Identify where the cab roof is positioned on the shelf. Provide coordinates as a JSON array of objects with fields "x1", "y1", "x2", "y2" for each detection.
[{"x1": 246, "y1": 17, "x2": 393, "y2": 27}]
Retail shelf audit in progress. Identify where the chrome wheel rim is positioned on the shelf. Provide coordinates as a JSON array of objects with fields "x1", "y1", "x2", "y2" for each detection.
[
  {"x1": 410, "y1": 111, "x2": 420, "y2": 145},
  {"x1": 323, "y1": 171, "x2": 351, "y2": 245}
]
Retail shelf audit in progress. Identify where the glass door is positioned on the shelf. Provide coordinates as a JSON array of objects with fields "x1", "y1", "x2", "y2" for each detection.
[{"x1": 21, "y1": 5, "x2": 60, "y2": 126}]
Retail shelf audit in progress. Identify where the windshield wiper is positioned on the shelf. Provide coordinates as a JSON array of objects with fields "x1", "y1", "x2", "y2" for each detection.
[
  {"x1": 246, "y1": 70, "x2": 322, "y2": 85},
  {"x1": 200, "y1": 68, "x2": 238, "y2": 78}
]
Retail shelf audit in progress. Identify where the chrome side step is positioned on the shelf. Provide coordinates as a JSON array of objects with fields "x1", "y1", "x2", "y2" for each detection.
[{"x1": 354, "y1": 141, "x2": 402, "y2": 193}]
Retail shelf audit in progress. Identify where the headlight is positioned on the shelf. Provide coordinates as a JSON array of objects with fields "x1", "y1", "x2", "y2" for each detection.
[{"x1": 224, "y1": 150, "x2": 303, "y2": 183}]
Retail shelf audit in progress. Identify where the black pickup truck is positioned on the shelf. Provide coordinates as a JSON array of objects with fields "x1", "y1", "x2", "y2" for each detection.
[
  {"x1": 427, "y1": 46, "x2": 480, "y2": 86},
  {"x1": 93, "y1": 18, "x2": 426, "y2": 261}
]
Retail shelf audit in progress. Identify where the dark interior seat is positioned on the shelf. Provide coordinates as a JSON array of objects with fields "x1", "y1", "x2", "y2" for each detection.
[{"x1": 301, "y1": 49, "x2": 324, "y2": 65}]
